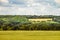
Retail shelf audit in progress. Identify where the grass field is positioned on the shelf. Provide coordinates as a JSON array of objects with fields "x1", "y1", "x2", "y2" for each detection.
[{"x1": 0, "y1": 31, "x2": 60, "y2": 40}]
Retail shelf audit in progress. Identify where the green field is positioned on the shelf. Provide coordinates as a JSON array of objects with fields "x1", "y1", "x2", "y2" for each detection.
[{"x1": 0, "y1": 31, "x2": 60, "y2": 40}]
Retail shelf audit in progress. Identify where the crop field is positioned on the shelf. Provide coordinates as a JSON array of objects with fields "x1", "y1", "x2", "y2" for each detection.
[
  {"x1": 0, "y1": 31, "x2": 60, "y2": 40},
  {"x1": 29, "y1": 18, "x2": 52, "y2": 22}
]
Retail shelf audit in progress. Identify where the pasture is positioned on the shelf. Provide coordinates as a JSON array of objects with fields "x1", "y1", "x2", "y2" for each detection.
[{"x1": 0, "y1": 31, "x2": 60, "y2": 40}]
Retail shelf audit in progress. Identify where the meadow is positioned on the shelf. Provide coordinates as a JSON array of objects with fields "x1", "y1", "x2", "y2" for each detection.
[{"x1": 0, "y1": 31, "x2": 60, "y2": 40}]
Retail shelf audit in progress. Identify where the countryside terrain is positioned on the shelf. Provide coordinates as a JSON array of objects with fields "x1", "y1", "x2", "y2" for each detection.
[
  {"x1": 0, "y1": 31, "x2": 60, "y2": 40},
  {"x1": 0, "y1": 15, "x2": 60, "y2": 40}
]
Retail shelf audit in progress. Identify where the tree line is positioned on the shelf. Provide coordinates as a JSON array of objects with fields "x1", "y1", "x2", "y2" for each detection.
[
  {"x1": 0, "y1": 21, "x2": 60, "y2": 30},
  {"x1": 0, "y1": 15, "x2": 60, "y2": 30}
]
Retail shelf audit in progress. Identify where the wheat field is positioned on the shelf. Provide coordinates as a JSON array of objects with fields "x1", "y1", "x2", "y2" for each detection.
[
  {"x1": 29, "y1": 18, "x2": 52, "y2": 22},
  {"x1": 0, "y1": 31, "x2": 60, "y2": 40}
]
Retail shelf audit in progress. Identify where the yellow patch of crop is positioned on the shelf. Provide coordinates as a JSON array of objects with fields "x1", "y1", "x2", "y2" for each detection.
[
  {"x1": 29, "y1": 18, "x2": 52, "y2": 22},
  {"x1": 0, "y1": 31, "x2": 60, "y2": 40}
]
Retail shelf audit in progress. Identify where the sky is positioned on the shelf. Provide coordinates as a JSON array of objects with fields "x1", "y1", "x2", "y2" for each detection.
[{"x1": 0, "y1": 0, "x2": 60, "y2": 15}]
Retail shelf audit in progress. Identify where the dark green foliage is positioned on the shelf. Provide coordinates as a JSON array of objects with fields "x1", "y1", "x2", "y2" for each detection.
[{"x1": 0, "y1": 15, "x2": 60, "y2": 30}]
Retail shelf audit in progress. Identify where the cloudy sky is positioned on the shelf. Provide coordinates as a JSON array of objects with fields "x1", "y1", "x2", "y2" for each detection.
[{"x1": 0, "y1": 0, "x2": 60, "y2": 15}]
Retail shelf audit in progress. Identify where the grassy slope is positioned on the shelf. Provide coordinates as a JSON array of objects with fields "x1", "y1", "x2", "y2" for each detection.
[{"x1": 0, "y1": 31, "x2": 60, "y2": 40}]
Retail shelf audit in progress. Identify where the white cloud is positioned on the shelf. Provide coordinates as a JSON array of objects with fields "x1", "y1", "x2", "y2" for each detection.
[
  {"x1": 27, "y1": 0, "x2": 34, "y2": 3},
  {"x1": 0, "y1": 6, "x2": 35, "y2": 15},
  {"x1": 0, "y1": 6, "x2": 2, "y2": 11},
  {"x1": 0, "y1": 0, "x2": 60, "y2": 15},
  {"x1": 0, "y1": 0, "x2": 9, "y2": 3},
  {"x1": 55, "y1": 0, "x2": 60, "y2": 4}
]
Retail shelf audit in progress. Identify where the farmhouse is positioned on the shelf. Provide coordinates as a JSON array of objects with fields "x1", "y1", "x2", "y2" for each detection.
[{"x1": 29, "y1": 18, "x2": 52, "y2": 23}]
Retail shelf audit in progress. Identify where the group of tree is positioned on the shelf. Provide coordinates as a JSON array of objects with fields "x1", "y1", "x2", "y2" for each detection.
[
  {"x1": 0, "y1": 15, "x2": 60, "y2": 30},
  {"x1": 0, "y1": 21, "x2": 60, "y2": 30}
]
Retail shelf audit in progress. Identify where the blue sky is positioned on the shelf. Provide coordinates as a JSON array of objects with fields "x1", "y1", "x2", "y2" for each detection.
[{"x1": 0, "y1": 0, "x2": 60, "y2": 15}]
